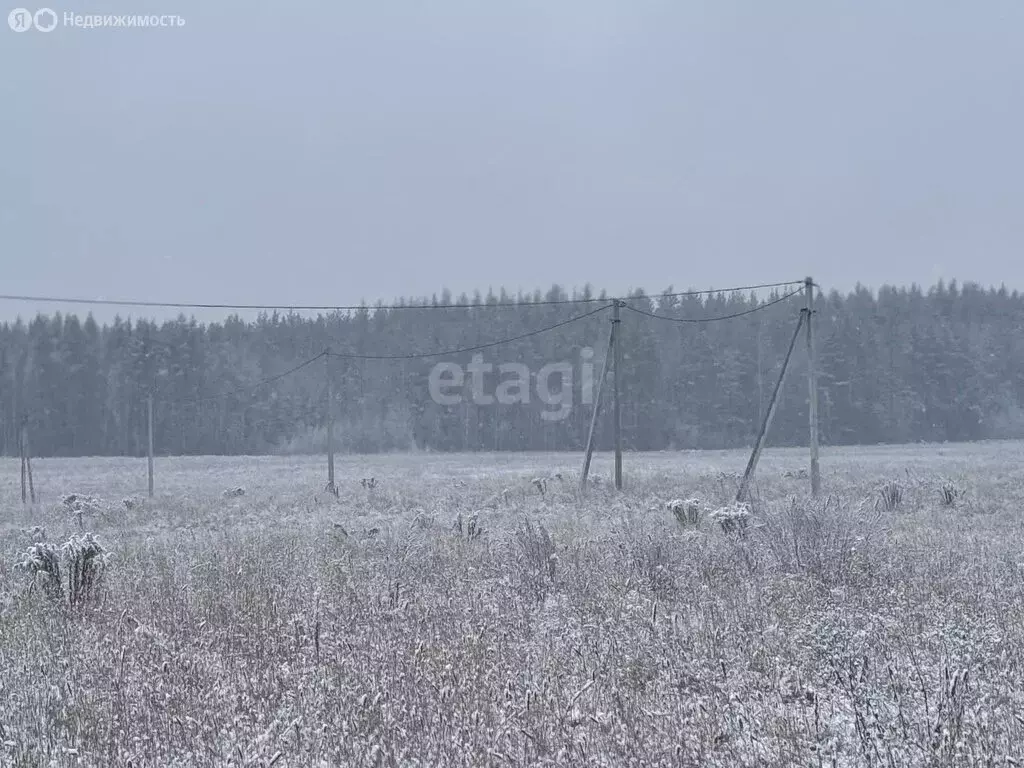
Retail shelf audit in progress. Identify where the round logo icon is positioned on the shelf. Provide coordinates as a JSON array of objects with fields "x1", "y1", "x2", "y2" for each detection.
[
  {"x1": 8, "y1": 7, "x2": 33, "y2": 31},
  {"x1": 34, "y1": 7, "x2": 57, "y2": 31}
]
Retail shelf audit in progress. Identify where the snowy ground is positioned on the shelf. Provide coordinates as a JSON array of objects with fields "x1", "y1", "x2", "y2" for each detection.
[{"x1": 2, "y1": 442, "x2": 1024, "y2": 766}]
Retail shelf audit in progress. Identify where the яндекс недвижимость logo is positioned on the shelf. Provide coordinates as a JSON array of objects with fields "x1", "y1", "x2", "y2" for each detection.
[
  {"x1": 8, "y1": 7, "x2": 57, "y2": 31},
  {"x1": 8, "y1": 8, "x2": 184, "y2": 31}
]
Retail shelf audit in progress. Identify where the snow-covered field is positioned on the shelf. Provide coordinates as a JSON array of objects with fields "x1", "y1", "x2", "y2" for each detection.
[{"x1": 2, "y1": 442, "x2": 1024, "y2": 766}]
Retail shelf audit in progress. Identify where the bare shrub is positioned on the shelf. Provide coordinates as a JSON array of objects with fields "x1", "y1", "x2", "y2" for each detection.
[{"x1": 759, "y1": 497, "x2": 885, "y2": 587}]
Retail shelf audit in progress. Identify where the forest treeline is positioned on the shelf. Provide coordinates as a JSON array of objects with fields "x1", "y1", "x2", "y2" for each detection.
[{"x1": 1, "y1": 280, "x2": 1023, "y2": 457}]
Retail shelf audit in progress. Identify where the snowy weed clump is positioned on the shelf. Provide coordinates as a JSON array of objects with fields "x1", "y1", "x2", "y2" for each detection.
[
  {"x1": 60, "y1": 493, "x2": 106, "y2": 528},
  {"x1": 62, "y1": 533, "x2": 110, "y2": 608},
  {"x1": 940, "y1": 479, "x2": 965, "y2": 507},
  {"x1": 708, "y1": 502, "x2": 750, "y2": 535},
  {"x1": 16, "y1": 540, "x2": 63, "y2": 604},
  {"x1": 16, "y1": 531, "x2": 110, "y2": 609},
  {"x1": 61, "y1": 493, "x2": 103, "y2": 512},
  {"x1": 666, "y1": 497, "x2": 703, "y2": 525},
  {"x1": 452, "y1": 511, "x2": 483, "y2": 541},
  {"x1": 409, "y1": 508, "x2": 435, "y2": 530}
]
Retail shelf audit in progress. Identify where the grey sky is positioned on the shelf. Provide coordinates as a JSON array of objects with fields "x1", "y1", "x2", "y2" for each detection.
[{"x1": 2, "y1": 1, "x2": 1023, "y2": 324}]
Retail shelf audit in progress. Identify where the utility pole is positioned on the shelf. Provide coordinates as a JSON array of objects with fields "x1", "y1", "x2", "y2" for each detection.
[
  {"x1": 325, "y1": 351, "x2": 337, "y2": 496},
  {"x1": 737, "y1": 311, "x2": 806, "y2": 502},
  {"x1": 21, "y1": 419, "x2": 35, "y2": 504},
  {"x1": 579, "y1": 315, "x2": 615, "y2": 491},
  {"x1": 19, "y1": 418, "x2": 26, "y2": 504},
  {"x1": 612, "y1": 300, "x2": 623, "y2": 490},
  {"x1": 805, "y1": 277, "x2": 821, "y2": 495},
  {"x1": 147, "y1": 395, "x2": 155, "y2": 498}
]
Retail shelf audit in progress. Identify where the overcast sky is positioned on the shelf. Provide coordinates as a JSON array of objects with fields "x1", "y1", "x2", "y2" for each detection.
[{"x1": 2, "y1": 1, "x2": 1022, "y2": 324}]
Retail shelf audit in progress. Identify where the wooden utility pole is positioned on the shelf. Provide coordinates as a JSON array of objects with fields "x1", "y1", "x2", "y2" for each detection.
[
  {"x1": 325, "y1": 351, "x2": 337, "y2": 496},
  {"x1": 21, "y1": 420, "x2": 35, "y2": 504},
  {"x1": 147, "y1": 395, "x2": 155, "y2": 498},
  {"x1": 612, "y1": 300, "x2": 623, "y2": 490},
  {"x1": 579, "y1": 319, "x2": 616, "y2": 491},
  {"x1": 27, "y1": 453, "x2": 34, "y2": 504},
  {"x1": 736, "y1": 311, "x2": 806, "y2": 502},
  {"x1": 805, "y1": 277, "x2": 821, "y2": 495},
  {"x1": 19, "y1": 420, "x2": 26, "y2": 504}
]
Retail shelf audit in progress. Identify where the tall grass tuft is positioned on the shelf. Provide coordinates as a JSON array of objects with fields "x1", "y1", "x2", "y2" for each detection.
[
  {"x1": 513, "y1": 517, "x2": 557, "y2": 601},
  {"x1": 877, "y1": 479, "x2": 904, "y2": 511},
  {"x1": 940, "y1": 480, "x2": 965, "y2": 507}
]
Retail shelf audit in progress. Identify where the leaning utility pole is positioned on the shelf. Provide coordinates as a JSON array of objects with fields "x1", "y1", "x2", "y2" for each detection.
[
  {"x1": 736, "y1": 310, "x2": 806, "y2": 502},
  {"x1": 579, "y1": 316, "x2": 615, "y2": 491},
  {"x1": 21, "y1": 419, "x2": 35, "y2": 504}
]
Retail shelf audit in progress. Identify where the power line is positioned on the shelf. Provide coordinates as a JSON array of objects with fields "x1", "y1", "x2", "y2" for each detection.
[
  {"x1": 0, "y1": 292, "x2": 603, "y2": 311},
  {"x1": 640, "y1": 281, "x2": 804, "y2": 301},
  {"x1": 327, "y1": 303, "x2": 613, "y2": 360},
  {"x1": 161, "y1": 351, "x2": 328, "y2": 406},
  {"x1": 0, "y1": 281, "x2": 804, "y2": 313},
  {"x1": 152, "y1": 304, "x2": 610, "y2": 405},
  {"x1": 623, "y1": 288, "x2": 804, "y2": 323},
  {"x1": 68, "y1": 287, "x2": 804, "y2": 407}
]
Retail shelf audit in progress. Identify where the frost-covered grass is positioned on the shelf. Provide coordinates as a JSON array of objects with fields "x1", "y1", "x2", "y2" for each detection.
[{"x1": 2, "y1": 442, "x2": 1024, "y2": 766}]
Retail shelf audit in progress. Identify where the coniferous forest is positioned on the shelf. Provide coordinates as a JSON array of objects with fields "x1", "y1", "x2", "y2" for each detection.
[{"x1": 1, "y1": 280, "x2": 1023, "y2": 458}]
